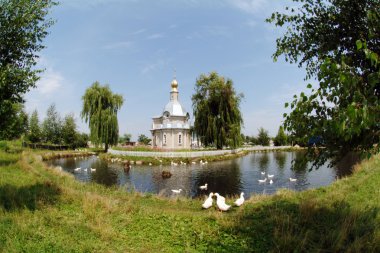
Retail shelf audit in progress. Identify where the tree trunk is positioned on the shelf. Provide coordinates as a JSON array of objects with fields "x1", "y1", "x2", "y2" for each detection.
[{"x1": 105, "y1": 142, "x2": 108, "y2": 152}]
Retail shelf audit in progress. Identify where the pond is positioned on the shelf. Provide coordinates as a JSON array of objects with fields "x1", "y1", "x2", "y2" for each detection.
[{"x1": 47, "y1": 151, "x2": 353, "y2": 198}]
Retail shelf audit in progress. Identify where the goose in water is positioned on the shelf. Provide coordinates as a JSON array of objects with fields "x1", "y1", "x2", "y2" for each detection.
[
  {"x1": 202, "y1": 192, "x2": 214, "y2": 209},
  {"x1": 234, "y1": 192, "x2": 245, "y2": 207},
  {"x1": 268, "y1": 174, "x2": 274, "y2": 178},
  {"x1": 261, "y1": 171, "x2": 265, "y2": 175},
  {"x1": 171, "y1": 189, "x2": 182, "y2": 194},
  {"x1": 74, "y1": 167, "x2": 81, "y2": 172},
  {"x1": 199, "y1": 183, "x2": 208, "y2": 190},
  {"x1": 269, "y1": 179, "x2": 273, "y2": 184},
  {"x1": 215, "y1": 193, "x2": 231, "y2": 211},
  {"x1": 90, "y1": 168, "x2": 96, "y2": 172},
  {"x1": 258, "y1": 178, "x2": 267, "y2": 183},
  {"x1": 289, "y1": 177, "x2": 297, "y2": 182}
]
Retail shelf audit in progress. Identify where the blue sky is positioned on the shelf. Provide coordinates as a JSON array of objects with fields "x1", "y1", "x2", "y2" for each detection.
[{"x1": 25, "y1": 0, "x2": 307, "y2": 141}]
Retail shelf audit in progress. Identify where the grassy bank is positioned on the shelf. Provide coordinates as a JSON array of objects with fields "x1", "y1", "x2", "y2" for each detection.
[
  {"x1": 0, "y1": 146, "x2": 379, "y2": 252},
  {"x1": 101, "y1": 150, "x2": 250, "y2": 165}
]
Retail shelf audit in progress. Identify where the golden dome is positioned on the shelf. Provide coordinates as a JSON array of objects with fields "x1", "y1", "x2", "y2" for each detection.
[{"x1": 171, "y1": 78, "x2": 178, "y2": 88}]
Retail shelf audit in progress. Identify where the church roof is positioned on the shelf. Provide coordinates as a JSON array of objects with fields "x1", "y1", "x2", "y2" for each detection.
[{"x1": 163, "y1": 100, "x2": 188, "y2": 117}]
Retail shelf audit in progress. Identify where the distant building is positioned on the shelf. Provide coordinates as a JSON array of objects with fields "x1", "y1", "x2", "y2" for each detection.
[{"x1": 151, "y1": 78, "x2": 191, "y2": 149}]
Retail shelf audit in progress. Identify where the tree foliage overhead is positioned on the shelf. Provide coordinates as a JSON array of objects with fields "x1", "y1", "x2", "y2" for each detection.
[
  {"x1": 0, "y1": 0, "x2": 56, "y2": 135},
  {"x1": 81, "y1": 82, "x2": 124, "y2": 151},
  {"x1": 192, "y1": 72, "x2": 243, "y2": 149},
  {"x1": 267, "y1": 0, "x2": 380, "y2": 165}
]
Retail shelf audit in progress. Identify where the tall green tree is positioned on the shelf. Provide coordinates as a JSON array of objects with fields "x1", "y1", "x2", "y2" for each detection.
[
  {"x1": 28, "y1": 110, "x2": 41, "y2": 143},
  {"x1": 274, "y1": 126, "x2": 288, "y2": 146},
  {"x1": 0, "y1": 0, "x2": 56, "y2": 136},
  {"x1": 257, "y1": 127, "x2": 270, "y2": 146},
  {"x1": 81, "y1": 82, "x2": 124, "y2": 152},
  {"x1": 192, "y1": 72, "x2": 243, "y2": 149},
  {"x1": 42, "y1": 104, "x2": 62, "y2": 144},
  {"x1": 0, "y1": 103, "x2": 28, "y2": 140},
  {"x1": 267, "y1": 0, "x2": 380, "y2": 165},
  {"x1": 62, "y1": 113, "x2": 77, "y2": 148}
]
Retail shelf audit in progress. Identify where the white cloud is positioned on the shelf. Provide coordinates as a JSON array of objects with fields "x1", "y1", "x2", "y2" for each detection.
[
  {"x1": 63, "y1": 0, "x2": 137, "y2": 9},
  {"x1": 37, "y1": 69, "x2": 64, "y2": 95},
  {"x1": 103, "y1": 41, "x2": 133, "y2": 50},
  {"x1": 186, "y1": 26, "x2": 231, "y2": 40},
  {"x1": 246, "y1": 20, "x2": 258, "y2": 28},
  {"x1": 129, "y1": 29, "x2": 146, "y2": 36},
  {"x1": 34, "y1": 57, "x2": 64, "y2": 96},
  {"x1": 141, "y1": 59, "x2": 168, "y2": 74},
  {"x1": 226, "y1": 0, "x2": 267, "y2": 14},
  {"x1": 147, "y1": 33, "x2": 165, "y2": 40}
]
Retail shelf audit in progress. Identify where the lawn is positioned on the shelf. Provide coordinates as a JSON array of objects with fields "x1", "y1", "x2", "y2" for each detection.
[{"x1": 0, "y1": 143, "x2": 379, "y2": 252}]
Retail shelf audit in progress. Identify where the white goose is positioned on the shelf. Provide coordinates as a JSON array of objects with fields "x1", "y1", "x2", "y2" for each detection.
[
  {"x1": 199, "y1": 183, "x2": 208, "y2": 190},
  {"x1": 214, "y1": 193, "x2": 225, "y2": 202},
  {"x1": 269, "y1": 179, "x2": 273, "y2": 184},
  {"x1": 261, "y1": 171, "x2": 265, "y2": 175},
  {"x1": 215, "y1": 193, "x2": 231, "y2": 211},
  {"x1": 171, "y1": 189, "x2": 182, "y2": 194},
  {"x1": 234, "y1": 192, "x2": 245, "y2": 207},
  {"x1": 202, "y1": 192, "x2": 214, "y2": 209},
  {"x1": 74, "y1": 167, "x2": 81, "y2": 172},
  {"x1": 258, "y1": 178, "x2": 267, "y2": 183},
  {"x1": 289, "y1": 177, "x2": 297, "y2": 182},
  {"x1": 90, "y1": 168, "x2": 96, "y2": 172},
  {"x1": 268, "y1": 174, "x2": 274, "y2": 178}
]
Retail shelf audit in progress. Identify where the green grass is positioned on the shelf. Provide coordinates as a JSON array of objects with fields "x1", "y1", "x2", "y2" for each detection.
[{"x1": 0, "y1": 146, "x2": 379, "y2": 252}]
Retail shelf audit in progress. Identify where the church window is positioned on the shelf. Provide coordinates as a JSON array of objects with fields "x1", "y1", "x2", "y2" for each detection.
[
  {"x1": 164, "y1": 134, "x2": 167, "y2": 144},
  {"x1": 179, "y1": 134, "x2": 182, "y2": 144}
]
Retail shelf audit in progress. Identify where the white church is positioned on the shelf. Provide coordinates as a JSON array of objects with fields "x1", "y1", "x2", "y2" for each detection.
[{"x1": 151, "y1": 78, "x2": 191, "y2": 149}]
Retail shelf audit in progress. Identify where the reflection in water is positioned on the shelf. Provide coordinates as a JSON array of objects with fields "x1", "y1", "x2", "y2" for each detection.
[
  {"x1": 191, "y1": 159, "x2": 243, "y2": 197},
  {"x1": 291, "y1": 151, "x2": 308, "y2": 172},
  {"x1": 47, "y1": 152, "x2": 355, "y2": 198},
  {"x1": 258, "y1": 153, "x2": 269, "y2": 172},
  {"x1": 90, "y1": 160, "x2": 118, "y2": 186},
  {"x1": 274, "y1": 152, "x2": 286, "y2": 170}
]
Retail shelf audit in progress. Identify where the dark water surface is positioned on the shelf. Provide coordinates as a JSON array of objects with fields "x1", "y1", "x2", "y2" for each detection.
[{"x1": 47, "y1": 151, "x2": 352, "y2": 198}]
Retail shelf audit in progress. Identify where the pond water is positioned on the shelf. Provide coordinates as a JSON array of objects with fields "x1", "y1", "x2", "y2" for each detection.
[{"x1": 47, "y1": 151, "x2": 352, "y2": 198}]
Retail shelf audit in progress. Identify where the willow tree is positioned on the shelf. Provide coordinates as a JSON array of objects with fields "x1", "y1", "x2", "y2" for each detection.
[
  {"x1": 192, "y1": 72, "x2": 243, "y2": 149},
  {"x1": 81, "y1": 82, "x2": 124, "y2": 152}
]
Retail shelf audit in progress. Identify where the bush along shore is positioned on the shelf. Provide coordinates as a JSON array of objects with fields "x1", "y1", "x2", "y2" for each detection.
[{"x1": 0, "y1": 143, "x2": 379, "y2": 252}]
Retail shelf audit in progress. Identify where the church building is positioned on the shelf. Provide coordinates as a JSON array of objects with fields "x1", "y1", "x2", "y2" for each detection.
[{"x1": 151, "y1": 78, "x2": 191, "y2": 149}]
